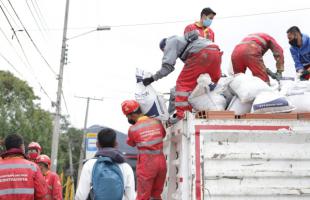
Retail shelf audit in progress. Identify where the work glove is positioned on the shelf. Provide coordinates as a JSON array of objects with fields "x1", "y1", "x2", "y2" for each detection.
[
  {"x1": 142, "y1": 77, "x2": 154, "y2": 86},
  {"x1": 275, "y1": 70, "x2": 283, "y2": 81},
  {"x1": 300, "y1": 70, "x2": 310, "y2": 81},
  {"x1": 266, "y1": 68, "x2": 281, "y2": 81}
]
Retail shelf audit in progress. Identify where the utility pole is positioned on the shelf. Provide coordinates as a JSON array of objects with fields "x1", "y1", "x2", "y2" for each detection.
[
  {"x1": 51, "y1": 0, "x2": 70, "y2": 172},
  {"x1": 68, "y1": 140, "x2": 74, "y2": 176},
  {"x1": 75, "y1": 96, "x2": 103, "y2": 181}
]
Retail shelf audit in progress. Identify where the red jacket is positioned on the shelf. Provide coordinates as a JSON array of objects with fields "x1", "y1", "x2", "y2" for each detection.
[
  {"x1": 43, "y1": 171, "x2": 62, "y2": 200},
  {"x1": 241, "y1": 33, "x2": 284, "y2": 71},
  {"x1": 184, "y1": 22, "x2": 215, "y2": 42},
  {"x1": 0, "y1": 151, "x2": 48, "y2": 200},
  {"x1": 127, "y1": 116, "x2": 166, "y2": 154}
]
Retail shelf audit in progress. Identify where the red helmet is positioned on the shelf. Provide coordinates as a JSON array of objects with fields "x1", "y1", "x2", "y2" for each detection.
[
  {"x1": 36, "y1": 154, "x2": 51, "y2": 167},
  {"x1": 28, "y1": 142, "x2": 42, "y2": 152},
  {"x1": 121, "y1": 100, "x2": 140, "y2": 115}
]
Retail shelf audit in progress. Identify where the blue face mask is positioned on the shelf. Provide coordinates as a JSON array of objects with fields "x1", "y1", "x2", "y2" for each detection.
[{"x1": 203, "y1": 18, "x2": 212, "y2": 27}]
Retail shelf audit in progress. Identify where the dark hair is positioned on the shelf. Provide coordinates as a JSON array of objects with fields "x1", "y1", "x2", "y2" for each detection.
[
  {"x1": 4, "y1": 133, "x2": 24, "y2": 150},
  {"x1": 201, "y1": 7, "x2": 216, "y2": 18},
  {"x1": 97, "y1": 128, "x2": 117, "y2": 148},
  {"x1": 287, "y1": 26, "x2": 301, "y2": 34}
]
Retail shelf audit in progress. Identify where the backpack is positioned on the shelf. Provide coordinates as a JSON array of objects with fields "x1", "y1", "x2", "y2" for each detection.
[{"x1": 89, "y1": 156, "x2": 124, "y2": 200}]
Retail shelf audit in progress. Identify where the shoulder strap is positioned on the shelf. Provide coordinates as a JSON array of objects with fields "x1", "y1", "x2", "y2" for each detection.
[{"x1": 179, "y1": 41, "x2": 191, "y2": 59}]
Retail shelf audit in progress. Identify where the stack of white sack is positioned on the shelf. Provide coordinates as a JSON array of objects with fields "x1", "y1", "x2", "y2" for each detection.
[
  {"x1": 228, "y1": 73, "x2": 295, "y2": 114},
  {"x1": 188, "y1": 74, "x2": 227, "y2": 111},
  {"x1": 277, "y1": 78, "x2": 310, "y2": 113},
  {"x1": 134, "y1": 68, "x2": 169, "y2": 121}
]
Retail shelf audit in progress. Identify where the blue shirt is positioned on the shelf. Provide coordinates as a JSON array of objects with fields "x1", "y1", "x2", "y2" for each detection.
[{"x1": 290, "y1": 33, "x2": 310, "y2": 71}]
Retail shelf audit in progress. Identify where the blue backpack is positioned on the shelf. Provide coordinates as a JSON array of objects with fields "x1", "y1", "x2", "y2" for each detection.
[{"x1": 89, "y1": 156, "x2": 124, "y2": 200}]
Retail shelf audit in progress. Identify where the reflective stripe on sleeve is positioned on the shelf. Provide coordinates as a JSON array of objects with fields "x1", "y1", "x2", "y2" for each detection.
[
  {"x1": 0, "y1": 188, "x2": 34, "y2": 195},
  {"x1": 130, "y1": 120, "x2": 159, "y2": 132},
  {"x1": 175, "y1": 102, "x2": 190, "y2": 107},
  {"x1": 138, "y1": 150, "x2": 163, "y2": 155},
  {"x1": 0, "y1": 164, "x2": 36, "y2": 171},
  {"x1": 247, "y1": 34, "x2": 267, "y2": 46},
  {"x1": 175, "y1": 91, "x2": 190, "y2": 97},
  {"x1": 137, "y1": 138, "x2": 163, "y2": 147}
]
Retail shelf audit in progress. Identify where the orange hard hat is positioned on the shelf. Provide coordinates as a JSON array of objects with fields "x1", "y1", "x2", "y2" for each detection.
[
  {"x1": 28, "y1": 142, "x2": 42, "y2": 152},
  {"x1": 36, "y1": 154, "x2": 51, "y2": 167},
  {"x1": 121, "y1": 100, "x2": 140, "y2": 115}
]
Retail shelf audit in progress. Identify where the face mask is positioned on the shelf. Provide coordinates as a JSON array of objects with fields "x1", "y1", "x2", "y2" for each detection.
[
  {"x1": 128, "y1": 119, "x2": 136, "y2": 125},
  {"x1": 289, "y1": 38, "x2": 298, "y2": 47},
  {"x1": 203, "y1": 18, "x2": 212, "y2": 27},
  {"x1": 28, "y1": 152, "x2": 38, "y2": 160}
]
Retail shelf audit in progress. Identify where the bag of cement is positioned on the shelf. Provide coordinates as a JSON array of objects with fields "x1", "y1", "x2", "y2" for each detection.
[
  {"x1": 229, "y1": 73, "x2": 272, "y2": 103},
  {"x1": 167, "y1": 86, "x2": 176, "y2": 115},
  {"x1": 135, "y1": 68, "x2": 169, "y2": 121},
  {"x1": 189, "y1": 93, "x2": 227, "y2": 111},
  {"x1": 251, "y1": 91, "x2": 295, "y2": 114},
  {"x1": 188, "y1": 74, "x2": 226, "y2": 111},
  {"x1": 213, "y1": 76, "x2": 234, "y2": 104},
  {"x1": 287, "y1": 93, "x2": 310, "y2": 112},
  {"x1": 281, "y1": 79, "x2": 310, "y2": 96},
  {"x1": 227, "y1": 96, "x2": 253, "y2": 115}
]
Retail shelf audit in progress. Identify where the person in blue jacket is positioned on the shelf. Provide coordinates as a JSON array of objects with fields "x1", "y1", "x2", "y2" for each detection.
[{"x1": 287, "y1": 26, "x2": 310, "y2": 80}]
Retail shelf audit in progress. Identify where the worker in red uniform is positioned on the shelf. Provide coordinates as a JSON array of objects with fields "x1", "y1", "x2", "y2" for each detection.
[
  {"x1": 0, "y1": 133, "x2": 48, "y2": 199},
  {"x1": 36, "y1": 154, "x2": 63, "y2": 200},
  {"x1": 184, "y1": 7, "x2": 216, "y2": 42},
  {"x1": 121, "y1": 100, "x2": 167, "y2": 200},
  {"x1": 27, "y1": 141, "x2": 42, "y2": 162},
  {"x1": 231, "y1": 33, "x2": 285, "y2": 83},
  {"x1": 142, "y1": 30, "x2": 222, "y2": 123}
]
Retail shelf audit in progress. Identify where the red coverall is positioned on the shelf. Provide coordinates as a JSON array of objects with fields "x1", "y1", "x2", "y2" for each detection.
[
  {"x1": 127, "y1": 116, "x2": 167, "y2": 200},
  {"x1": 175, "y1": 45, "x2": 222, "y2": 119},
  {"x1": 231, "y1": 33, "x2": 284, "y2": 82},
  {"x1": 43, "y1": 171, "x2": 63, "y2": 200},
  {"x1": 0, "y1": 150, "x2": 48, "y2": 200},
  {"x1": 184, "y1": 22, "x2": 215, "y2": 42}
]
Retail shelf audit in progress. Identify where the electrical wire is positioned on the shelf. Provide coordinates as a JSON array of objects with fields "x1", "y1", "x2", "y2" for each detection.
[
  {"x1": 7, "y1": 0, "x2": 57, "y2": 76},
  {"x1": 27, "y1": 7, "x2": 310, "y2": 32},
  {"x1": 25, "y1": 0, "x2": 45, "y2": 38},
  {"x1": 32, "y1": 0, "x2": 49, "y2": 30},
  {"x1": 0, "y1": 0, "x2": 18, "y2": 28},
  {"x1": 62, "y1": 90, "x2": 70, "y2": 116},
  {"x1": 0, "y1": 51, "x2": 24, "y2": 78},
  {"x1": 0, "y1": 4, "x2": 53, "y2": 102}
]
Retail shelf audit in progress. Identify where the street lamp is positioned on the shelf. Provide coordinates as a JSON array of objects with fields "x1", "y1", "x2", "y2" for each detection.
[{"x1": 67, "y1": 25, "x2": 111, "y2": 41}]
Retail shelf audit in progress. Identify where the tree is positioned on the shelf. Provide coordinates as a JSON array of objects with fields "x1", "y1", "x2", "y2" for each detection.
[
  {"x1": 0, "y1": 71, "x2": 53, "y2": 149},
  {"x1": 0, "y1": 70, "x2": 83, "y2": 175}
]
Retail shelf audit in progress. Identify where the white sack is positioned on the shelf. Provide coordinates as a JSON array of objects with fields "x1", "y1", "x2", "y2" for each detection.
[
  {"x1": 251, "y1": 91, "x2": 295, "y2": 114},
  {"x1": 135, "y1": 68, "x2": 169, "y2": 121},
  {"x1": 227, "y1": 96, "x2": 253, "y2": 115},
  {"x1": 188, "y1": 74, "x2": 226, "y2": 111},
  {"x1": 229, "y1": 73, "x2": 272, "y2": 103},
  {"x1": 287, "y1": 93, "x2": 310, "y2": 112}
]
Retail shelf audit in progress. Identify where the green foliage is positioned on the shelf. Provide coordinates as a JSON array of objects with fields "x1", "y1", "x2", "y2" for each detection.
[{"x1": 0, "y1": 70, "x2": 83, "y2": 175}]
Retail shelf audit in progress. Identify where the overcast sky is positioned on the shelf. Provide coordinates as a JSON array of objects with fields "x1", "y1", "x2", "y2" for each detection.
[{"x1": 0, "y1": 0, "x2": 309, "y2": 133}]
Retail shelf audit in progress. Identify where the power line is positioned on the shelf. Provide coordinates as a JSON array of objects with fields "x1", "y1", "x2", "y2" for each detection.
[
  {"x1": 62, "y1": 91, "x2": 70, "y2": 116},
  {"x1": 26, "y1": 6, "x2": 310, "y2": 32},
  {"x1": 0, "y1": 3, "x2": 53, "y2": 103},
  {"x1": 0, "y1": 0, "x2": 19, "y2": 28},
  {"x1": 0, "y1": 51, "x2": 24, "y2": 78},
  {"x1": 7, "y1": 0, "x2": 57, "y2": 76},
  {"x1": 25, "y1": 0, "x2": 45, "y2": 38},
  {"x1": 32, "y1": 0, "x2": 49, "y2": 30}
]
